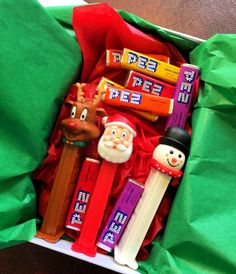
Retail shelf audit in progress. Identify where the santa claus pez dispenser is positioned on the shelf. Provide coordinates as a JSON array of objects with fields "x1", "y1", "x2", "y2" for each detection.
[
  {"x1": 114, "y1": 127, "x2": 191, "y2": 269},
  {"x1": 72, "y1": 114, "x2": 136, "y2": 256}
]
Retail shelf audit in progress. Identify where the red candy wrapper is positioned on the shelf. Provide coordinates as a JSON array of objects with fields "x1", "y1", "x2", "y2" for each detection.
[
  {"x1": 125, "y1": 70, "x2": 175, "y2": 98},
  {"x1": 65, "y1": 158, "x2": 100, "y2": 231}
]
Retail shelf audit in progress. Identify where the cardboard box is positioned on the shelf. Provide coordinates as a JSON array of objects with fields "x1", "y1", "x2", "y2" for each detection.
[{"x1": 28, "y1": 2, "x2": 204, "y2": 274}]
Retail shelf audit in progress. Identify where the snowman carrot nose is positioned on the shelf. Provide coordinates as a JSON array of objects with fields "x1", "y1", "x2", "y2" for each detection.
[{"x1": 171, "y1": 157, "x2": 177, "y2": 163}]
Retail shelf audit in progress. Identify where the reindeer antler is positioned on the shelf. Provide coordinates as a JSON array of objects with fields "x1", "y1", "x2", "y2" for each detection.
[
  {"x1": 94, "y1": 86, "x2": 106, "y2": 106},
  {"x1": 74, "y1": 83, "x2": 105, "y2": 106},
  {"x1": 75, "y1": 83, "x2": 86, "y2": 103}
]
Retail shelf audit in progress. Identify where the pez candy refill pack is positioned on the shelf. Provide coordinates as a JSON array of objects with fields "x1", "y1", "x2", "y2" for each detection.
[
  {"x1": 106, "y1": 49, "x2": 170, "y2": 68},
  {"x1": 97, "y1": 178, "x2": 144, "y2": 252},
  {"x1": 102, "y1": 86, "x2": 174, "y2": 117},
  {"x1": 121, "y1": 48, "x2": 180, "y2": 84},
  {"x1": 125, "y1": 70, "x2": 175, "y2": 98}
]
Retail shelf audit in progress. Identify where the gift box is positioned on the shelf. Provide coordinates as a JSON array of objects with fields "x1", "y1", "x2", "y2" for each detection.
[{"x1": 1, "y1": 1, "x2": 236, "y2": 274}]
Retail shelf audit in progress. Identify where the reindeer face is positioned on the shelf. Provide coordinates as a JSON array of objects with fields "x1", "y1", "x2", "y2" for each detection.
[
  {"x1": 61, "y1": 83, "x2": 105, "y2": 143},
  {"x1": 61, "y1": 100, "x2": 101, "y2": 142}
]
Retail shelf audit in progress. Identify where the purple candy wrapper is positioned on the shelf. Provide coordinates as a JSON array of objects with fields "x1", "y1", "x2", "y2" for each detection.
[
  {"x1": 165, "y1": 63, "x2": 199, "y2": 129},
  {"x1": 97, "y1": 178, "x2": 144, "y2": 252}
]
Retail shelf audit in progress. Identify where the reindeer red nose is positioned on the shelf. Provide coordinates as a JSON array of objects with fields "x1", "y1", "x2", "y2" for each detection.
[{"x1": 67, "y1": 121, "x2": 78, "y2": 130}]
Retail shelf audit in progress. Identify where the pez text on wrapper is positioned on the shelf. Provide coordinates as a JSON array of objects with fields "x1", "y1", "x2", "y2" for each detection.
[
  {"x1": 125, "y1": 70, "x2": 175, "y2": 98},
  {"x1": 36, "y1": 84, "x2": 105, "y2": 243},
  {"x1": 106, "y1": 49, "x2": 170, "y2": 68},
  {"x1": 97, "y1": 77, "x2": 159, "y2": 121},
  {"x1": 97, "y1": 178, "x2": 144, "y2": 252},
  {"x1": 65, "y1": 158, "x2": 100, "y2": 231},
  {"x1": 114, "y1": 127, "x2": 191, "y2": 269},
  {"x1": 72, "y1": 114, "x2": 137, "y2": 257},
  {"x1": 121, "y1": 48, "x2": 180, "y2": 85},
  {"x1": 102, "y1": 86, "x2": 174, "y2": 117},
  {"x1": 165, "y1": 63, "x2": 200, "y2": 129}
]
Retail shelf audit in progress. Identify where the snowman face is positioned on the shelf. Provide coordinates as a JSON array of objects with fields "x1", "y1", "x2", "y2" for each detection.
[{"x1": 153, "y1": 144, "x2": 185, "y2": 170}]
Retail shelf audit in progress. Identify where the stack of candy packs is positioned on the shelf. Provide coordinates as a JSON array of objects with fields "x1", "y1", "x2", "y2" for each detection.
[{"x1": 33, "y1": 3, "x2": 200, "y2": 271}]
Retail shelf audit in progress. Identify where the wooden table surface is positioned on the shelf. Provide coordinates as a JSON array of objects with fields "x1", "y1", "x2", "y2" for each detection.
[
  {"x1": 86, "y1": 0, "x2": 236, "y2": 40},
  {"x1": 1, "y1": 1, "x2": 235, "y2": 274}
]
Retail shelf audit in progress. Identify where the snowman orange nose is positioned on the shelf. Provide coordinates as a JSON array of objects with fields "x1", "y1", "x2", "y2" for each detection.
[{"x1": 172, "y1": 157, "x2": 177, "y2": 163}]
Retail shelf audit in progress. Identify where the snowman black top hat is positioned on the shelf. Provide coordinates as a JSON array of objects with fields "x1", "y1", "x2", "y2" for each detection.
[{"x1": 159, "y1": 127, "x2": 191, "y2": 156}]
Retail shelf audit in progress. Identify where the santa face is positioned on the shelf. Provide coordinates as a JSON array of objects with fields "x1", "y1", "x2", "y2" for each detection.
[
  {"x1": 98, "y1": 125, "x2": 134, "y2": 163},
  {"x1": 153, "y1": 144, "x2": 185, "y2": 170}
]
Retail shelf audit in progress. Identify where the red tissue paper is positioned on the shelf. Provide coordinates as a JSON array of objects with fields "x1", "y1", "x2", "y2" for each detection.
[{"x1": 33, "y1": 3, "x2": 188, "y2": 260}]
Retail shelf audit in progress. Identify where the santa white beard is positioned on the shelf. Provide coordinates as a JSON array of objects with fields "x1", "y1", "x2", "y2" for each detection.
[{"x1": 98, "y1": 136, "x2": 133, "y2": 163}]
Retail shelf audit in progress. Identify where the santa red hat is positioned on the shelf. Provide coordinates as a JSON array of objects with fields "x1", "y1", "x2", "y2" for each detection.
[{"x1": 102, "y1": 114, "x2": 136, "y2": 136}]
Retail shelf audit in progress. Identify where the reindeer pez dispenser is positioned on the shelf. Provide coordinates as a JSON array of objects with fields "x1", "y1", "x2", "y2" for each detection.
[
  {"x1": 37, "y1": 83, "x2": 104, "y2": 243},
  {"x1": 61, "y1": 84, "x2": 102, "y2": 144}
]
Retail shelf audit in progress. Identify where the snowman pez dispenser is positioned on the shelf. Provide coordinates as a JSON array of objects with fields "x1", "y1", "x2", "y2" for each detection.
[{"x1": 114, "y1": 126, "x2": 191, "y2": 269}]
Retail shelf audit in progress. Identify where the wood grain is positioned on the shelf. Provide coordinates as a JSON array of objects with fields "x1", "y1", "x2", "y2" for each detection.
[{"x1": 86, "y1": 0, "x2": 236, "y2": 39}]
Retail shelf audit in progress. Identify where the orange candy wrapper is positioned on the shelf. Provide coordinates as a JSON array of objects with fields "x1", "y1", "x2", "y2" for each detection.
[
  {"x1": 102, "y1": 86, "x2": 174, "y2": 117},
  {"x1": 97, "y1": 77, "x2": 159, "y2": 122}
]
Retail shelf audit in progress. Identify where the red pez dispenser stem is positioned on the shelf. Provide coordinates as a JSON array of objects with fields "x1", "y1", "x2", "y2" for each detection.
[{"x1": 71, "y1": 160, "x2": 118, "y2": 256}]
